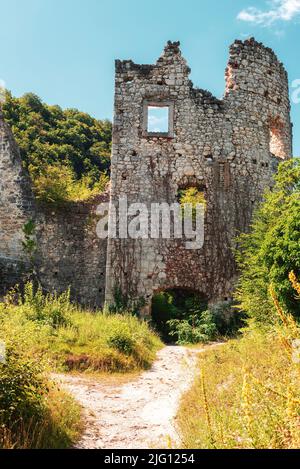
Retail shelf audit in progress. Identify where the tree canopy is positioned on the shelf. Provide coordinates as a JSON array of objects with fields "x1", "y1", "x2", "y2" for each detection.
[
  {"x1": 2, "y1": 92, "x2": 112, "y2": 202},
  {"x1": 236, "y1": 158, "x2": 300, "y2": 322}
]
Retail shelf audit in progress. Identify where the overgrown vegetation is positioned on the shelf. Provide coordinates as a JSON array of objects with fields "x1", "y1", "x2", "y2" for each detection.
[
  {"x1": 236, "y1": 158, "x2": 300, "y2": 323},
  {"x1": 178, "y1": 273, "x2": 300, "y2": 449},
  {"x1": 2, "y1": 91, "x2": 111, "y2": 203},
  {"x1": 177, "y1": 159, "x2": 300, "y2": 449},
  {"x1": 177, "y1": 186, "x2": 206, "y2": 220},
  {"x1": 1, "y1": 283, "x2": 162, "y2": 373},
  {"x1": 0, "y1": 283, "x2": 161, "y2": 448},
  {"x1": 152, "y1": 290, "x2": 244, "y2": 344},
  {"x1": 0, "y1": 308, "x2": 81, "y2": 448}
]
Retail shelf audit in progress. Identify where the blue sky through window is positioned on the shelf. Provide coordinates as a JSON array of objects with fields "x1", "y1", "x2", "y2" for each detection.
[{"x1": 147, "y1": 106, "x2": 169, "y2": 133}]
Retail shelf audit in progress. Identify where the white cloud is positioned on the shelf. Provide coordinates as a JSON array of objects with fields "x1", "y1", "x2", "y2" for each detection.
[
  {"x1": 148, "y1": 115, "x2": 168, "y2": 133},
  {"x1": 237, "y1": 0, "x2": 300, "y2": 26},
  {"x1": 148, "y1": 107, "x2": 169, "y2": 133}
]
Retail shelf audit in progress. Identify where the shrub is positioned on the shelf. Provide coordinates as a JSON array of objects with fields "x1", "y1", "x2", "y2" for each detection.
[
  {"x1": 168, "y1": 311, "x2": 217, "y2": 345},
  {"x1": 0, "y1": 347, "x2": 47, "y2": 426},
  {"x1": 21, "y1": 282, "x2": 72, "y2": 328},
  {"x1": 151, "y1": 289, "x2": 208, "y2": 342},
  {"x1": 0, "y1": 337, "x2": 81, "y2": 449},
  {"x1": 236, "y1": 158, "x2": 300, "y2": 323},
  {"x1": 33, "y1": 163, "x2": 109, "y2": 203},
  {"x1": 152, "y1": 289, "x2": 244, "y2": 344},
  {"x1": 107, "y1": 324, "x2": 135, "y2": 355},
  {"x1": 177, "y1": 273, "x2": 300, "y2": 449}
]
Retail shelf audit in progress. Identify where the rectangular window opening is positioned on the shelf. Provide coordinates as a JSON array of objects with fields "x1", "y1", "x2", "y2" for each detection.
[{"x1": 147, "y1": 105, "x2": 169, "y2": 134}]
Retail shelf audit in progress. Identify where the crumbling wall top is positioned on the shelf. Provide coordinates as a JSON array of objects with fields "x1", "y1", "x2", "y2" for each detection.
[{"x1": 228, "y1": 37, "x2": 288, "y2": 76}]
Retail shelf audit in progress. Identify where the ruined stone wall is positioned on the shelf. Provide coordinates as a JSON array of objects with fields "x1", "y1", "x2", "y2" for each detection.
[
  {"x1": 105, "y1": 38, "x2": 292, "y2": 315},
  {"x1": 0, "y1": 110, "x2": 108, "y2": 306},
  {"x1": 0, "y1": 37, "x2": 293, "y2": 312},
  {"x1": 35, "y1": 196, "x2": 108, "y2": 308},
  {"x1": 0, "y1": 111, "x2": 35, "y2": 292}
]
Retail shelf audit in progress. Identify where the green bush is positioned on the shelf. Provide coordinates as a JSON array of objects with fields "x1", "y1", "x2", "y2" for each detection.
[
  {"x1": 168, "y1": 311, "x2": 217, "y2": 345},
  {"x1": 0, "y1": 337, "x2": 81, "y2": 449},
  {"x1": 33, "y1": 163, "x2": 109, "y2": 204},
  {"x1": 236, "y1": 158, "x2": 300, "y2": 323},
  {"x1": 21, "y1": 282, "x2": 72, "y2": 328},
  {"x1": 2, "y1": 91, "x2": 111, "y2": 203},
  {"x1": 151, "y1": 289, "x2": 208, "y2": 342},
  {"x1": 107, "y1": 325, "x2": 135, "y2": 355},
  {"x1": 1, "y1": 283, "x2": 162, "y2": 373},
  {"x1": 152, "y1": 290, "x2": 243, "y2": 344},
  {"x1": 0, "y1": 347, "x2": 46, "y2": 426}
]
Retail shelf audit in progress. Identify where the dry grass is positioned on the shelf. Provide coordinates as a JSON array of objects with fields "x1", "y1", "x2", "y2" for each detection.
[
  {"x1": 177, "y1": 274, "x2": 300, "y2": 449},
  {"x1": 0, "y1": 384, "x2": 82, "y2": 449},
  {"x1": 0, "y1": 286, "x2": 161, "y2": 449},
  {"x1": 0, "y1": 288, "x2": 162, "y2": 373}
]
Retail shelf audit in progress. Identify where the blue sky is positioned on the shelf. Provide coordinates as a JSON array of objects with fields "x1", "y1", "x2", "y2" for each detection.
[{"x1": 0, "y1": 0, "x2": 299, "y2": 154}]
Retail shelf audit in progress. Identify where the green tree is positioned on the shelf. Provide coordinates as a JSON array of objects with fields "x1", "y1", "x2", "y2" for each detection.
[
  {"x1": 2, "y1": 91, "x2": 112, "y2": 202},
  {"x1": 235, "y1": 158, "x2": 300, "y2": 323}
]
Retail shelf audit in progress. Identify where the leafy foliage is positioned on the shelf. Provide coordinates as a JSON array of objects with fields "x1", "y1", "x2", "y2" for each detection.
[
  {"x1": 33, "y1": 163, "x2": 109, "y2": 203},
  {"x1": 22, "y1": 219, "x2": 37, "y2": 274},
  {"x1": 107, "y1": 325, "x2": 135, "y2": 355},
  {"x1": 178, "y1": 187, "x2": 206, "y2": 207},
  {"x1": 152, "y1": 290, "x2": 243, "y2": 344},
  {"x1": 0, "y1": 313, "x2": 81, "y2": 449},
  {"x1": 178, "y1": 274, "x2": 300, "y2": 449},
  {"x1": 0, "y1": 347, "x2": 46, "y2": 426},
  {"x1": 236, "y1": 158, "x2": 300, "y2": 323},
  {"x1": 21, "y1": 282, "x2": 72, "y2": 328},
  {"x1": 2, "y1": 91, "x2": 111, "y2": 202},
  {"x1": 151, "y1": 289, "x2": 209, "y2": 342},
  {"x1": 168, "y1": 311, "x2": 217, "y2": 345},
  {"x1": 1, "y1": 283, "x2": 162, "y2": 373},
  {"x1": 177, "y1": 186, "x2": 206, "y2": 220},
  {"x1": 167, "y1": 302, "x2": 245, "y2": 345}
]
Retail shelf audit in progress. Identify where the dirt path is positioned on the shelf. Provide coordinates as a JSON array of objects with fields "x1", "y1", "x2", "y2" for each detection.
[{"x1": 54, "y1": 346, "x2": 202, "y2": 449}]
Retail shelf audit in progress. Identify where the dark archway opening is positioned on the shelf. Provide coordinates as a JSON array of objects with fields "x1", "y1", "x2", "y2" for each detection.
[{"x1": 151, "y1": 288, "x2": 208, "y2": 343}]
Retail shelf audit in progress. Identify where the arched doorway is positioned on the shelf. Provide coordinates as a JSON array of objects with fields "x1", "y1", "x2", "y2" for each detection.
[{"x1": 151, "y1": 288, "x2": 208, "y2": 343}]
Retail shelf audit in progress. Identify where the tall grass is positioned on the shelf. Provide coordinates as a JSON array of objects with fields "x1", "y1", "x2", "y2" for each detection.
[
  {"x1": 0, "y1": 329, "x2": 82, "y2": 449},
  {"x1": 0, "y1": 283, "x2": 162, "y2": 448},
  {"x1": 0, "y1": 283, "x2": 162, "y2": 373},
  {"x1": 0, "y1": 386, "x2": 82, "y2": 449},
  {"x1": 177, "y1": 273, "x2": 300, "y2": 449}
]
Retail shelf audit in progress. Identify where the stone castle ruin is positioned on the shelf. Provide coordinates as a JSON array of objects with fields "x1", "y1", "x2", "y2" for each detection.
[{"x1": 0, "y1": 38, "x2": 292, "y2": 316}]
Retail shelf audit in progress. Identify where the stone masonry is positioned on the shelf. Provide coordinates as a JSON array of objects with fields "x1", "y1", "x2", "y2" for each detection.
[
  {"x1": 0, "y1": 109, "x2": 108, "y2": 307},
  {"x1": 0, "y1": 110, "x2": 35, "y2": 288},
  {"x1": 0, "y1": 38, "x2": 292, "y2": 314},
  {"x1": 105, "y1": 38, "x2": 292, "y2": 316}
]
